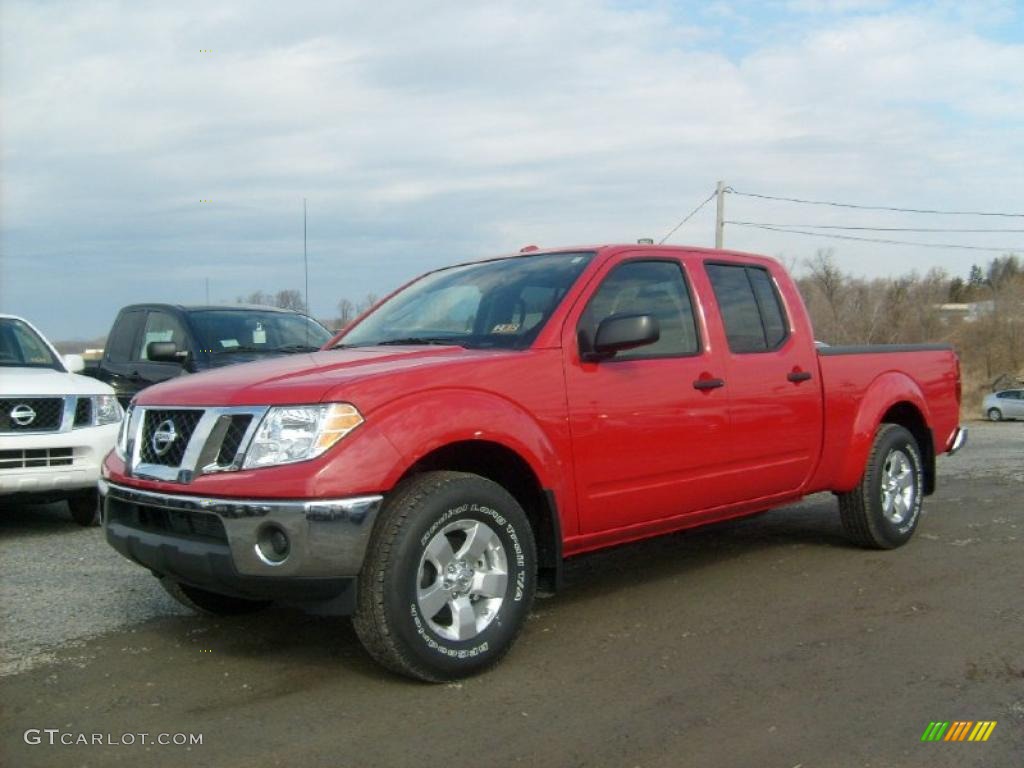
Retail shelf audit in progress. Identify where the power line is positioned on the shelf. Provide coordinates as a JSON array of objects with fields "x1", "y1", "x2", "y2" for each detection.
[
  {"x1": 726, "y1": 220, "x2": 1024, "y2": 234},
  {"x1": 660, "y1": 190, "x2": 717, "y2": 244},
  {"x1": 727, "y1": 189, "x2": 1024, "y2": 218},
  {"x1": 727, "y1": 222, "x2": 1023, "y2": 253}
]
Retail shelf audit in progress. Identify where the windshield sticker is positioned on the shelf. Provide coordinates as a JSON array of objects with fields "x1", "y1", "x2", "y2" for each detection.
[
  {"x1": 491, "y1": 323, "x2": 520, "y2": 334},
  {"x1": 220, "y1": 339, "x2": 239, "y2": 348}
]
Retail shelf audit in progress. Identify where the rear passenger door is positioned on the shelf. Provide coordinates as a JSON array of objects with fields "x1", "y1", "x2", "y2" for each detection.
[
  {"x1": 101, "y1": 310, "x2": 146, "y2": 406},
  {"x1": 704, "y1": 261, "x2": 822, "y2": 501}
]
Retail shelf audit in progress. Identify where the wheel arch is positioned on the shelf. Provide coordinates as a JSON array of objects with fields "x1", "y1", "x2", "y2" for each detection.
[
  {"x1": 833, "y1": 372, "x2": 936, "y2": 495},
  {"x1": 395, "y1": 440, "x2": 562, "y2": 593}
]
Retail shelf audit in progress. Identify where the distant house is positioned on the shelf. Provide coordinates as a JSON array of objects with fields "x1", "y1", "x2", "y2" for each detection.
[{"x1": 935, "y1": 301, "x2": 995, "y2": 323}]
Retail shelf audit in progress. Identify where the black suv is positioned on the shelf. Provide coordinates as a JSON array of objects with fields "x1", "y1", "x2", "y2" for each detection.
[{"x1": 93, "y1": 304, "x2": 333, "y2": 406}]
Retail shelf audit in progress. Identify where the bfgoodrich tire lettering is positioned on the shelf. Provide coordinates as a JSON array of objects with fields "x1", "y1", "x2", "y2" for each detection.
[
  {"x1": 353, "y1": 471, "x2": 537, "y2": 682},
  {"x1": 838, "y1": 424, "x2": 924, "y2": 549}
]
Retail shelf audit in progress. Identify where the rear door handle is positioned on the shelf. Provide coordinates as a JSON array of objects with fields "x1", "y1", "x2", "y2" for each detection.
[
  {"x1": 693, "y1": 377, "x2": 725, "y2": 390},
  {"x1": 787, "y1": 370, "x2": 813, "y2": 383}
]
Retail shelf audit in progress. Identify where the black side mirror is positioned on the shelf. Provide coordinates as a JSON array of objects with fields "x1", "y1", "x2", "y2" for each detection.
[
  {"x1": 147, "y1": 341, "x2": 183, "y2": 363},
  {"x1": 585, "y1": 314, "x2": 660, "y2": 361}
]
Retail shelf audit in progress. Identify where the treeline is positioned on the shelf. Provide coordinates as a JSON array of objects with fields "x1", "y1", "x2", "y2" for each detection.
[
  {"x1": 797, "y1": 251, "x2": 1023, "y2": 403},
  {"x1": 236, "y1": 290, "x2": 379, "y2": 331}
]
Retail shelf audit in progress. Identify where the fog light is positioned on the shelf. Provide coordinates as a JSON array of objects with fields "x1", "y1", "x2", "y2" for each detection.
[{"x1": 255, "y1": 524, "x2": 290, "y2": 565}]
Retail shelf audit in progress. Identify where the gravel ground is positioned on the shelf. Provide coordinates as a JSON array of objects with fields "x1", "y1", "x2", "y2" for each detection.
[{"x1": 1, "y1": 421, "x2": 1021, "y2": 767}]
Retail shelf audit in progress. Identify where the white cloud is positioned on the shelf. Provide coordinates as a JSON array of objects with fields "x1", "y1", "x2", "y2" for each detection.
[{"x1": 1, "y1": 0, "x2": 1022, "y2": 337}]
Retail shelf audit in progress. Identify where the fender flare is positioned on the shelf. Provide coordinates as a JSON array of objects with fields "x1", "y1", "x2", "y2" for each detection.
[
  {"x1": 833, "y1": 371, "x2": 933, "y2": 492},
  {"x1": 367, "y1": 387, "x2": 571, "y2": 514}
]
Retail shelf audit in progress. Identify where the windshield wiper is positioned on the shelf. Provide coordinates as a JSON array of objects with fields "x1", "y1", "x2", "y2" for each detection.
[
  {"x1": 274, "y1": 344, "x2": 322, "y2": 352},
  {"x1": 375, "y1": 337, "x2": 464, "y2": 347}
]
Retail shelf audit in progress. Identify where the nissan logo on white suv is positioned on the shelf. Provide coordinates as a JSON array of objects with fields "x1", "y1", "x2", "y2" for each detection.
[
  {"x1": 151, "y1": 419, "x2": 178, "y2": 456},
  {"x1": 10, "y1": 404, "x2": 37, "y2": 427}
]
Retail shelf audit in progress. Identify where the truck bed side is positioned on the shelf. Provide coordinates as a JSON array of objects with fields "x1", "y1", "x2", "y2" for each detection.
[{"x1": 807, "y1": 344, "x2": 961, "y2": 495}]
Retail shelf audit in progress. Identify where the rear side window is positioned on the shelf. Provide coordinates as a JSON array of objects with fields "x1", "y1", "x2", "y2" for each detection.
[
  {"x1": 105, "y1": 311, "x2": 144, "y2": 363},
  {"x1": 706, "y1": 264, "x2": 789, "y2": 353},
  {"x1": 579, "y1": 260, "x2": 700, "y2": 360}
]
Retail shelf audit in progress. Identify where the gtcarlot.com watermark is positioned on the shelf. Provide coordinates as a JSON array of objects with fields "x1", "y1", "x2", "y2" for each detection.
[{"x1": 24, "y1": 729, "x2": 203, "y2": 747}]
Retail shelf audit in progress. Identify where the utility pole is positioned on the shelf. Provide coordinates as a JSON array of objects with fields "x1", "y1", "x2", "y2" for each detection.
[
  {"x1": 205, "y1": 277, "x2": 210, "y2": 304},
  {"x1": 303, "y1": 198, "x2": 309, "y2": 314},
  {"x1": 714, "y1": 180, "x2": 725, "y2": 249}
]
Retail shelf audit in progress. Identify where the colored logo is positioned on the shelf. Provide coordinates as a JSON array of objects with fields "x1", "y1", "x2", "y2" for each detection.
[
  {"x1": 151, "y1": 419, "x2": 178, "y2": 456},
  {"x1": 921, "y1": 721, "x2": 997, "y2": 742},
  {"x1": 10, "y1": 403, "x2": 37, "y2": 426}
]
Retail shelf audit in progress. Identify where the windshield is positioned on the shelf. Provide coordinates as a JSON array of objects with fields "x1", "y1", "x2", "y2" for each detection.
[
  {"x1": 0, "y1": 318, "x2": 62, "y2": 370},
  {"x1": 189, "y1": 310, "x2": 332, "y2": 354},
  {"x1": 339, "y1": 252, "x2": 595, "y2": 350}
]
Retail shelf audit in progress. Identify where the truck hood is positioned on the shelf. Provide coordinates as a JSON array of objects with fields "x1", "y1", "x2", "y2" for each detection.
[
  {"x1": 0, "y1": 366, "x2": 116, "y2": 397},
  {"x1": 136, "y1": 346, "x2": 520, "y2": 410}
]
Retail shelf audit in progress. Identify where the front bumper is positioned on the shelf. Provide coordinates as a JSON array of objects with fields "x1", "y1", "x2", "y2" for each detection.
[
  {"x1": 0, "y1": 423, "x2": 119, "y2": 498},
  {"x1": 101, "y1": 480, "x2": 383, "y2": 611}
]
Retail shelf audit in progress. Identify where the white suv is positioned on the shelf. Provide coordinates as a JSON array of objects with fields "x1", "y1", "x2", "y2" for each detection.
[{"x1": 0, "y1": 314, "x2": 123, "y2": 525}]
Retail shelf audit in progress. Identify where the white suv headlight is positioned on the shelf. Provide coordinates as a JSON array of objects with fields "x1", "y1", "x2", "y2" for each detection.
[
  {"x1": 242, "y1": 403, "x2": 363, "y2": 469},
  {"x1": 93, "y1": 395, "x2": 123, "y2": 426}
]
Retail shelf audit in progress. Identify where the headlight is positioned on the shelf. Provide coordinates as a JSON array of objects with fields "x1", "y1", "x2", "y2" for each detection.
[
  {"x1": 115, "y1": 404, "x2": 133, "y2": 460},
  {"x1": 93, "y1": 395, "x2": 123, "y2": 426},
  {"x1": 242, "y1": 403, "x2": 363, "y2": 469}
]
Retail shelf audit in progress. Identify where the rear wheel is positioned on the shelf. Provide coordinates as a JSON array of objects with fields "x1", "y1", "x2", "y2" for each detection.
[
  {"x1": 68, "y1": 491, "x2": 100, "y2": 527},
  {"x1": 158, "y1": 577, "x2": 271, "y2": 615},
  {"x1": 988, "y1": 408, "x2": 1003, "y2": 422},
  {"x1": 838, "y1": 424, "x2": 924, "y2": 549},
  {"x1": 353, "y1": 471, "x2": 536, "y2": 682}
]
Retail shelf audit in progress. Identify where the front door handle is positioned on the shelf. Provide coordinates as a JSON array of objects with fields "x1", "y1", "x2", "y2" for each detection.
[
  {"x1": 787, "y1": 370, "x2": 813, "y2": 383},
  {"x1": 693, "y1": 377, "x2": 725, "y2": 391}
]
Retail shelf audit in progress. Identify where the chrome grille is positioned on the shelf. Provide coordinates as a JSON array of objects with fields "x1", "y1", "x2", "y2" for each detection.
[
  {"x1": 127, "y1": 405, "x2": 267, "y2": 484},
  {"x1": 139, "y1": 410, "x2": 203, "y2": 467},
  {"x1": 0, "y1": 447, "x2": 74, "y2": 469},
  {"x1": 0, "y1": 397, "x2": 64, "y2": 433}
]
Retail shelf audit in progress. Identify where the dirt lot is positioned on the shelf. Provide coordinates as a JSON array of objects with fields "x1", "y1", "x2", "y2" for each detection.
[{"x1": 1, "y1": 422, "x2": 1021, "y2": 768}]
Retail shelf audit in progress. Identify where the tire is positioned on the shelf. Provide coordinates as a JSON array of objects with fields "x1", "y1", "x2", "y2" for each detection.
[
  {"x1": 838, "y1": 424, "x2": 924, "y2": 549},
  {"x1": 353, "y1": 471, "x2": 537, "y2": 682},
  {"x1": 158, "y1": 577, "x2": 271, "y2": 615},
  {"x1": 68, "y1": 491, "x2": 100, "y2": 527},
  {"x1": 988, "y1": 408, "x2": 1003, "y2": 422}
]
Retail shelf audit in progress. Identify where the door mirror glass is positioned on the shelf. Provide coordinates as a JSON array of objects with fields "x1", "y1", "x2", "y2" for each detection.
[
  {"x1": 146, "y1": 341, "x2": 181, "y2": 363},
  {"x1": 62, "y1": 354, "x2": 85, "y2": 373},
  {"x1": 588, "y1": 314, "x2": 660, "y2": 360}
]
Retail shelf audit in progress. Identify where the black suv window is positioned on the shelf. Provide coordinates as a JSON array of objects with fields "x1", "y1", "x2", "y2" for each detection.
[
  {"x1": 579, "y1": 260, "x2": 700, "y2": 360},
  {"x1": 105, "y1": 310, "x2": 144, "y2": 363},
  {"x1": 706, "y1": 263, "x2": 789, "y2": 353}
]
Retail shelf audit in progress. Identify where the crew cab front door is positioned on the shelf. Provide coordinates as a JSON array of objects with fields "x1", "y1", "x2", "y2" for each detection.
[{"x1": 564, "y1": 255, "x2": 732, "y2": 534}]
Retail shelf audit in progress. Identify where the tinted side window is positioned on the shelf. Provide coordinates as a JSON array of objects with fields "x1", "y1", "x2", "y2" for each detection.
[
  {"x1": 579, "y1": 260, "x2": 700, "y2": 360},
  {"x1": 706, "y1": 264, "x2": 788, "y2": 353},
  {"x1": 105, "y1": 311, "x2": 144, "y2": 363},
  {"x1": 138, "y1": 311, "x2": 188, "y2": 361}
]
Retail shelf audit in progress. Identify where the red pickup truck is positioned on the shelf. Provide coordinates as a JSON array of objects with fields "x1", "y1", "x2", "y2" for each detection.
[{"x1": 101, "y1": 245, "x2": 965, "y2": 681}]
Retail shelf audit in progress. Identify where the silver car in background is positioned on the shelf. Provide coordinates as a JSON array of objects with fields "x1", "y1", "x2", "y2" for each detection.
[{"x1": 983, "y1": 389, "x2": 1024, "y2": 421}]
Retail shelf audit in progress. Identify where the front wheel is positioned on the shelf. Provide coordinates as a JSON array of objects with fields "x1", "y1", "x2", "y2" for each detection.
[
  {"x1": 988, "y1": 408, "x2": 1003, "y2": 422},
  {"x1": 838, "y1": 424, "x2": 924, "y2": 549},
  {"x1": 353, "y1": 471, "x2": 537, "y2": 682}
]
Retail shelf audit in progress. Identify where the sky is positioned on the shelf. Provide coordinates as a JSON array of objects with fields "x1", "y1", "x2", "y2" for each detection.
[{"x1": 2, "y1": 0, "x2": 1023, "y2": 340}]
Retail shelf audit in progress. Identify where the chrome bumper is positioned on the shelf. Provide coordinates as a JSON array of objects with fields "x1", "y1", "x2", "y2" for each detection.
[
  {"x1": 947, "y1": 426, "x2": 968, "y2": 455},
  {"x1": 100, "y1": 480, "x2": 383, "y2": 579}
]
